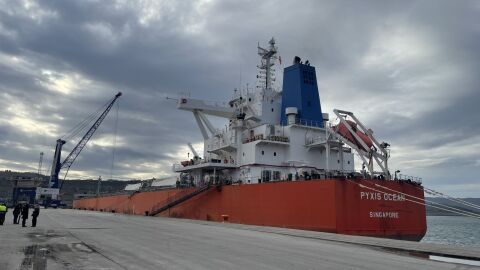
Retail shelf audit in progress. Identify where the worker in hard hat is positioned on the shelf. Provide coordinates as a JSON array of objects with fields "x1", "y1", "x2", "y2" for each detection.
[
  {"x1": 31, "y1": 204, "x2": 40, "y2": 227},
  {"x1": 21, "y1": 203, "x2": 29, "y2": 227},
  {"x1": 0, "y1": 203, "x2": 7, "y2": 225}
]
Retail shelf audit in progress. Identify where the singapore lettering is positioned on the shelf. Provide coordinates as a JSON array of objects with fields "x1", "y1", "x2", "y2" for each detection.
[
  {"x1": 360, "y1": 192, "x2": 404, "y2": 219},
  {"x1": 369, "y1": 212, "x2": 399, "y2": 218}
]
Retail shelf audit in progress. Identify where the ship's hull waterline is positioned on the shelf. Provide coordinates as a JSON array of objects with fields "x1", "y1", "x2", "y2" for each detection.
[{"x1": 73, "y1": 179, "x2": 427, "y2": 241}]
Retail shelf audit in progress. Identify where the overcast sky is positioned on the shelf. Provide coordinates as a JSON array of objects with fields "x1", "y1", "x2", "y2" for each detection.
[{"x1": 0, "y1": 0, "x2": 479, "y2": 197}]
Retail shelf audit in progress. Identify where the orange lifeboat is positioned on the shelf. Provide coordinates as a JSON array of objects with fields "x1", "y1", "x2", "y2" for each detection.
[
  {"x1": 355, "y1": 130, "x2": 373, "y2": 150},
  {"x1": 334, "y1": 120, "x2": 373, "y2": 151}
]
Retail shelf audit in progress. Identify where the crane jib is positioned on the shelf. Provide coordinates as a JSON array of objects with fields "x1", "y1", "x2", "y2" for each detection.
[{"x1": 49, "y1": 92, "x2": 122, "y2": 189}]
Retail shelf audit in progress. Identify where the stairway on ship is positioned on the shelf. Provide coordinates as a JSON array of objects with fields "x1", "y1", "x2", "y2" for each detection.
[{"x1": 149, "y1": 184, "x2": 211, "y2": 216}]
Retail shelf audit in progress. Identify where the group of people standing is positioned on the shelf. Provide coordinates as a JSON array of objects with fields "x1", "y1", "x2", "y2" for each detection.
[{"x1": 0, "y1": 203, "x2": 40, "y2": 227}]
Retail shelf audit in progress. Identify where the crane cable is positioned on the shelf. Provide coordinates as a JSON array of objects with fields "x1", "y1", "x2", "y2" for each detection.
[
  {"x1": 61, "y1": 97, "x2": 114, "y2": 141},
  {"x1": 58, "y1": 95, "x2": 119, "y2": 189},
  {"x1": 364, "y1": 180, "x2": 480, "y2": 218},
  {"x1": 346, "y1": 179, "x2": 480, "y2": 219},
  {"x1": 59, "y1": 166, "x2": 70, "y2": 190},
  {"x1": 110, "y1": 101, "x2": 119, "y2": 181},
  {"x1": 62, "y1": 105, "x2": 102, "y2": 141},
  {"x1": 65, "y1": 100, "x2": 110, "y2": 141}
]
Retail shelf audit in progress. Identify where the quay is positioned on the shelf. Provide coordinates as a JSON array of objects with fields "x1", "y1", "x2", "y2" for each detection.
[{"x1": 0, "y1": 209, "x2": 478, "y2": 269}]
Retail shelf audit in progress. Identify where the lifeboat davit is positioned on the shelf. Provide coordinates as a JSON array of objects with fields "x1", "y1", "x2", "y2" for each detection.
[{"x1": 334, "y1": 120, "x2": 373, "y2": 151}]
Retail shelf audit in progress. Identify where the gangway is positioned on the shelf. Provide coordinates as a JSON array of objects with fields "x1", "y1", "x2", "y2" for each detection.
[{"x1": 149, "y1": 184, "x2": 211, "y2": 216}]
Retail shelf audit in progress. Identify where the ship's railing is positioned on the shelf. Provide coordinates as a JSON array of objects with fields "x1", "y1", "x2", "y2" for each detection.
[
  {"x1": 305, "y1": 136, "x2": 327, "y2": 145},
  {"x1": 243, "y1": 134, "x2": 289, "y2": 144},
  {"x1": 210, "y1": 135, "x2": 236, "y2": 150},
  {"x1": 281, "y1": 118, "x2": 325, "y2": 128},
  {"x1": 172, "y1": 158, "x2": 234, "y2": 170},
  {"x1": 335, "y1": 170, "x2": 423, "y2": 184},
  {"x1": 395, "y1": 174, "x2": 422, "y2": 184},
  {"x1": 246, "y1": 169, "x2": 422, "y2": 185},
  {"x1": 172, "y1": 163, "x2": 184, "y2": 171}
]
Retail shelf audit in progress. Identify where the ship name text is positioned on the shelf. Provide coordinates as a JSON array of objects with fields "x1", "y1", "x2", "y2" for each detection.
[{"x1": 360, "y1": 192, "x2": 406, "y2": 202}]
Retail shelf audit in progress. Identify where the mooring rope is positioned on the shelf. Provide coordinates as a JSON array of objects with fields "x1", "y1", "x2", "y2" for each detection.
[
  {"x1": 347, "y1": 179, "x2": 480, "y2": 219},
  {"x1": 365, "y1": 180, "x2": 480, "y2": 218}
]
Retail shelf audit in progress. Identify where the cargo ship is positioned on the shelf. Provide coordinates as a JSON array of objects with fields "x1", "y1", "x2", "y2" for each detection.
[{"x1": 74, "y1": 38, "x2": 427, "y2": 241}]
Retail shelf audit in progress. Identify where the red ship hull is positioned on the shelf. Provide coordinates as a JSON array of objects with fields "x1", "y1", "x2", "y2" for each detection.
[{"x1": 73, "y1": 179, "x2": 427, "y2": 241}]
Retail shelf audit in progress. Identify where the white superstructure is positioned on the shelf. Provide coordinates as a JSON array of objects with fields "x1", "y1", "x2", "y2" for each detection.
[{"x1": 173, "y1": 39, "x2": 392, "y2": 186}]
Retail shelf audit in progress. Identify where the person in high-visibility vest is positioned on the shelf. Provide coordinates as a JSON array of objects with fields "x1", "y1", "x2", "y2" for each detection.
[{"x1": 0, "y1": 203, "x2": 7, "y2": 225}]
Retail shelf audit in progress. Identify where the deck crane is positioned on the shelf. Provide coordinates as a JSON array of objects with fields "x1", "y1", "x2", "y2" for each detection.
[
  {"x1": 49, "y1": 92, "x2": 122, "y2": 190},
  {"x1": 187, "y1": 142, "x2": 200, "y2": 159}
]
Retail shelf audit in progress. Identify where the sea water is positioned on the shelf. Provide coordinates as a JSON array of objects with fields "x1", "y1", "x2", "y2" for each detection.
[{"x1": 422, "y1": 216, "x2": 480, "y2": 248}]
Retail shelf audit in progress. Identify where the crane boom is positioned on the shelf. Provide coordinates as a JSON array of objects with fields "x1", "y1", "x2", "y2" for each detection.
[
  {"x1": 49, "y1": 92, "x2": 122, "y2": 188},
  {"x1": 187, "y1": 142, "x2": 199, "y2": 158}
]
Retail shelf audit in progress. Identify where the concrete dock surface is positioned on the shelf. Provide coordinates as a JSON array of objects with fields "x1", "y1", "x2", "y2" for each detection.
[{"x1": 0, "y1": 209, "x2": 478, "y2": 270}]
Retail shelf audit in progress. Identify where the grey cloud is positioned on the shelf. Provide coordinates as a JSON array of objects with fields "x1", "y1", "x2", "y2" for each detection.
[{"x1": 0, "y1": 0, "x2": 479, "y2": 197}]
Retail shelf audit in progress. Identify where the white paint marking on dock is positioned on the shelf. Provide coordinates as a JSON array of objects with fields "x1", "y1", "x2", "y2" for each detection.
[{"x1": 430, "y1": 256, "x2": 480, "y2": 267}]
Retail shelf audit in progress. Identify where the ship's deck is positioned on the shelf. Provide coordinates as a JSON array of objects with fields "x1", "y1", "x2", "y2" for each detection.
[
  {"x1": 1, "y1": 209, "x2": 478, "y2": 269},
  {"x1": 173, "y1": 161, "x2": 236, "y2": 172}
]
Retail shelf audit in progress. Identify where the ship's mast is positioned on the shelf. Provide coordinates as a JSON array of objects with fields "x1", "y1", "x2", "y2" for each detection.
[{"x1": 257, "y1": 38, "x2": 278, "y2": 93}]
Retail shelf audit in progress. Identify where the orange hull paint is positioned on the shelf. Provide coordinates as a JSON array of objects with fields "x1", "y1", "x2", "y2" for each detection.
[{"x1": 73, "y1": 179, "x2": 427, "y2": 241}]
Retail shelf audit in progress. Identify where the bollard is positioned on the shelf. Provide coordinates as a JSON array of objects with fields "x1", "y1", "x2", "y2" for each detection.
[{"x1": 221, "y1": 215, "x2": 229, "y2": 223}]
